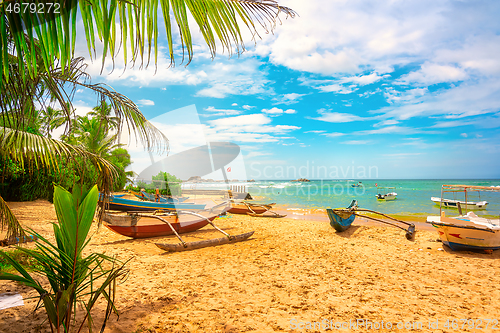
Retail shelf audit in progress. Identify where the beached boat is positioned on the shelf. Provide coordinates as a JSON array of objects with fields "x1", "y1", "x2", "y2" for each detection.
[
  {"x1": 104, "y1": 211, "x2": 217, "y2": 238},
  {"x1": 228, "y1": 201, "x2": 286, "y2": 218},
  {"x1": 326, "y1": 200, "x2": 357, "y2": 232},
  {"x1": 376, "y1": 187, "x2": 397, "y2": 200},
  {"x1": 105, "y1": 195, "x2": 205, "y2": 212},
  {"x1": 129, "y1": 190, "x2": 189, "y2": 203},
  {"x1": 327, "y1": 201, "x2": 416, "y2": 240},
  {"x1": 427, "y1": 185, "x2": 500, "y2": 251},
  {"x1": 430, "y1": 197, "x2": 488, "y2": 209}
]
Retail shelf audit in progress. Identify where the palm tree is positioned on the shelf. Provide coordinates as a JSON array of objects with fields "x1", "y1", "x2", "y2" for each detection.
[
  {"x1": 0, "y1": 0, "x2": 296, "y2": 236},
  {"x1": 40, "y1": 106, "x2": 66, "y2": 138},
  {"x1": 89, "y1": 100, "x2": 121, "y2": 133},
  {"x1": 73, "y1": 115, "x2": 121, "y2": 156}
]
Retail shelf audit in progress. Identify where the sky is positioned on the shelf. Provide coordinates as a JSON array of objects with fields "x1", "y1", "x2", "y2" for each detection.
[{"x1": 70, "y1": 0, "x2": 500, "y2": 180}]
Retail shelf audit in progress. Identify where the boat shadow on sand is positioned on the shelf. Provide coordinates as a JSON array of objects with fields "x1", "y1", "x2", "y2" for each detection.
[
  {"x1": 331, "y1": 225, "x2": 363, "y2": 238},
  {"x1": 439, "y1": 243, "x2": 500, "y2": 259}
]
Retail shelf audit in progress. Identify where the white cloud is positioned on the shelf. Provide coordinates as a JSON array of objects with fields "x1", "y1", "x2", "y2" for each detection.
[
  {"x1": 460, "y1": 133, "x2": 468, "y2": 138},
  {"x1": 304, "y1": 130, "x2": 326, "y2": 134},
  {"x1": 398, "y1": 63, "x2": 468, "y2": 85},
  {"x1": 203, "y1": 106, "x2": 242, "y2": 116},
  {"x1": 242, "y1": 105, "x2": 253, "y2": 110},
  {"x1": 204, "y1": 114, "x2": 300, "y2": 143},
  {"x1": 273, "y1": 93, "x2": 306, "y2": 104},
  {"x1": 311, "y1": 110, "x2": 370, "y2": 123},
  {"x1": 321, "y1": 132, "x2": 345, "y2": 138},
  {"x1": 341, "y1": 140, "x2": 372, "y2": 145},
  {"x1": 137, "y1": 99, "x2": 155, "y2": 106},
  {"x1": 262, "y1": 107, "x2": 297, "y2": 116}
]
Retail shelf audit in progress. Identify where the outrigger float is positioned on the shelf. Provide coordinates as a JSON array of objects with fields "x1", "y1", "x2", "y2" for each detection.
[{"x1": 326, "y1": 200, "x2": 416, "y2": 240}]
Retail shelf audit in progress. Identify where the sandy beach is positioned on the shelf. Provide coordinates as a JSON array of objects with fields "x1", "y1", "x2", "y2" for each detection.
[{"x1": 1, "y1": 199, "x2": 500, "y2": 332}]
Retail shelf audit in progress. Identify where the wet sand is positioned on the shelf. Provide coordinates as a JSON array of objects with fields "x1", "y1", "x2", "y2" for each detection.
[{"x1": 1, "y1": 199, "x2": 500, "y2": 332}]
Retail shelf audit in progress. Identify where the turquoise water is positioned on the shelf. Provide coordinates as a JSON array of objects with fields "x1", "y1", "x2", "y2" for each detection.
[
  {"x1": 183, "y1": 179, "x2": 500, "y2": 216},
  {"x1": 245, "y1": 179, "x2": 500, "y2": 217}
]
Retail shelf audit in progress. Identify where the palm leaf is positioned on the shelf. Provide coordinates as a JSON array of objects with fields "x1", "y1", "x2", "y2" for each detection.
[{"x1": 1, "y1": 0, "x2": 296, "y2": 80}]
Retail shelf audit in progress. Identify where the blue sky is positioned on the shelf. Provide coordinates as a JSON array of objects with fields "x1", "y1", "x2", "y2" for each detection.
[{"x1": 71, "y1": 0, "x2": 500, "y2": 180}]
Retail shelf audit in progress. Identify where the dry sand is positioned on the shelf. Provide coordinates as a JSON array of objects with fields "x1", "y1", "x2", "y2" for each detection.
[{"x1": 1, "y1": 199, "x2": 500, "y2": 332}]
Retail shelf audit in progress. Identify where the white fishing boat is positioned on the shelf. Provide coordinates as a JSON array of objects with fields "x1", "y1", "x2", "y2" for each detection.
[
  {"x1": 376, "y1": 187, "x2": 397, "y2": 201},
  {"x1": 427, "y1": 185, "x2": 500, "y2": 251},
  {"x1": 430, "y1": 197, "x2": 488, "y2": 209}
]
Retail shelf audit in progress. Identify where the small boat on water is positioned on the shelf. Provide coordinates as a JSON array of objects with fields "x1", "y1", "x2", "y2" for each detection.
[
  {"x1": 376, "y1": 187, "x2": 397, "y2": 201},
  {"x1": 427, "y1": 184, "x2": 500, "y2": 251},
  {"x1": 105, "y1": 195, "x2": 206, "y2": 212},
  {"x1": 430, "y1": 197, "x2": 488, "y2": 209}
]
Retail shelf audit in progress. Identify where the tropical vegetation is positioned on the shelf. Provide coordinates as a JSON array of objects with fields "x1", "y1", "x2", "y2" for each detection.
[
  {"x1": 0, "y1": 0, "x2": 295, "y2": 330},
  {"x1": 0, "y1": 184, "x2": 129, "y2": 333},
  {"x1": 0, "y1": 0, "x2": 295, "y2": 240},
  {"x1": 127, "y1": 171, "x2": 182, "y2": 196}
]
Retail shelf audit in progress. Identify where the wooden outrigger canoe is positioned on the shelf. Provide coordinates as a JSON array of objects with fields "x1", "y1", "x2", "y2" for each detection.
[
  {"x1": 228, "y1": 201, "x2": 286, "y2": 218},
  {"x1": 327, "y1": 200, "x2": 357, "y2": 232},
  {"x1": 103, "y1": 212, "x2": 217, "y2": 238},
  {"x1": 104, "y1": 201, "x2": 255, "y2": 251},
  {"x1": 327, "y1": 200, "x2": 416, "y2": 240}
]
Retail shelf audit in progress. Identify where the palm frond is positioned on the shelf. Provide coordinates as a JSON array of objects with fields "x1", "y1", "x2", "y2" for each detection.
[
  {"x1": 2, "y1": 51, "x2": 169, "y2": 154},
  {"x1": 1, "y1": 0, "x2": 296, "y2": 80}
]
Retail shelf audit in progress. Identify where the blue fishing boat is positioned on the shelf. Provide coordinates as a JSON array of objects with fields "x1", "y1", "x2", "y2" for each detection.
[
  {"x1": 327, "y1": 200, "x2": 416, "y2": 240},
  {"x1": 326, "y1": 200, "x2": 358, "y2": 232},
  {"x1": 105, "y1": 195, "x2": 206, "y2": 212}
]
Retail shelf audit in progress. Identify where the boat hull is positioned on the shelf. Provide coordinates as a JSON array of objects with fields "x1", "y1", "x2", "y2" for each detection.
[
  {"x1": 427, "y1": 216, "x2": 500, "y2": 251},
  {"x1": 327, "y1": 209, "x2": 355, "y2": 232},
  {"x1": 376, "y1": 192, "x2": 397, "y2": 201},
  {"x1": 430, "y1": 197, "x2": 488, "y2": 209},
  {"x1": 106, "y1": 196, "x2": 205, "y2": 212},
  {"x1": 228, "y1": 203, "x2": 273, "y2": 215},
  {"x1": 104, "y1": 215, "x2": 216, "y2": 238}
]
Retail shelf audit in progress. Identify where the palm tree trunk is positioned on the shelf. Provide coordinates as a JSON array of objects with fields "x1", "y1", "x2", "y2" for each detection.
[{"x1": 0, "y1": 194, "x2": 25, "y2": 240}]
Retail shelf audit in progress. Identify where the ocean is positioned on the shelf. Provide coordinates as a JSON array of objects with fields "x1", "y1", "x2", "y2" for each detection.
[{"x1": 184, "y1": 179, "x2": 500, "y2": 217}]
